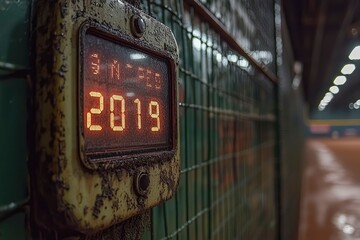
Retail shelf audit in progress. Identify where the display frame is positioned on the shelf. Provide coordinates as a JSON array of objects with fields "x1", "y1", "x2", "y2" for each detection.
[{"x1": 78, "y1": 22, "x2": 178, "y2": 169}]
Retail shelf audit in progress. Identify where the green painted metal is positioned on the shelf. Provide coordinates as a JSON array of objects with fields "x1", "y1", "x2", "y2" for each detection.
[
  {"x1": 275, "y1": 1, "x2": 305, "y2": 238},
  {"x1": 0, "y1": 0, "x2": 31, "y2": 239},
  {"x1": 142, "y1": 0, "x2": 281, "y2": 239}
]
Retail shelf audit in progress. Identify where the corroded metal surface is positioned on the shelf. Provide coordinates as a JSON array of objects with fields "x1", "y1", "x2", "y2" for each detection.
[{"x1": 33, "y1": 0, "x2": 179, "y2": 235}]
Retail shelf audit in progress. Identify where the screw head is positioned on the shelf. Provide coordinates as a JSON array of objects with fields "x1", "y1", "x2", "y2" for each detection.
[
  {"x1": 134, "y1": 171, "x2": 150, "y2": 196},
  {"x1": 131, "y1": 15, "x2": 146, "y2": 38}
]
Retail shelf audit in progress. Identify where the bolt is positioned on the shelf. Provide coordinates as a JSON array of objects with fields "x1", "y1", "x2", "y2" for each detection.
[
  {"x1": 134, "y1": 171, "x2": 150, "y2": 196},
  {"x1": 131, "y1": 15, "x2": 146, "y2": 38}
]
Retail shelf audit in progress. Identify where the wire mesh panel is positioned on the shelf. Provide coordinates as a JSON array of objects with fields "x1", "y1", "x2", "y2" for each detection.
[
  {"x1": 142, "y1": 0, "x2": 277, "y2": 239},
  {"x1": 274, "y1": 2, "x2": 305, "y2": 239},
  {"x1": 196, "y1": 0, "x2": 276, "y2": 72}
]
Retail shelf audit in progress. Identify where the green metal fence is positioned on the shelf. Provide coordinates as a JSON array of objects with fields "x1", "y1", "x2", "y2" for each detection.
[
  {"x1": 142, "y1": 0, "x2": 278, "y2": 239},
  {"x1": 275, "y1": 2, "x2": 305, "y2": 238}
]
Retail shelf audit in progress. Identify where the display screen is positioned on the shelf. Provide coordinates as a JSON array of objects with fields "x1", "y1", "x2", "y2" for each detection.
[{"x1": 82, "y1": 32, "x2": 172, "y2": 154}]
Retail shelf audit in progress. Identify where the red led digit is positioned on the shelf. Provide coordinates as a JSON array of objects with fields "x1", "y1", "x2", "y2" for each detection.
[
  {"x1": 138, "y1": 67, "x2": 145, "y2": 80},
  {"x1": 149, "y1": 101, "x2": 160, "y2": 132},
  {"x1": 87, "y1": 91, "x2": 103, "y2": 131},
  {"x1": 110, "y1": 95, "x2": 125, "y2": 131},
  {"x1": 155, "y1": 73, "x2": 161, "y2": 89},
  {"x1": 111, "y1": 60, "x2": 120, "y2": 80},
  {"x1": 134, "y1": 98, "x2": 142, "y2": 129},
  {"x1": 146, "y1": 69, "x2": 152, "y2": 87},
  {"x1": 91, "y1": 53, "x2": 100, "y2": 75}
]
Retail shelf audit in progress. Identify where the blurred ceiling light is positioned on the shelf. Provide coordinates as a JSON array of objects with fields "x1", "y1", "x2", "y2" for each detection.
[
  {"x1": 354, "y1": 103, "x2": 360, "y2": 109},
  {"x1": 329, "y1": 86, "x2": 339, "y2": 94},
  {"x1": 349, "y1": 103, "x2": 354, "y2": 109},
  {"x1": 349, "y1": 46, "x2": 360, "y2": 60},
  {"x1": 318, "y1": 105, "x2": 325, "y2": 111},
  {"x1": 320, "y1": 100, "x2": 328, "y2": 105},
  {"x1": 333, "y1": 76, "x2": 347, "y2": 85},
  {"x1": 323, "y1": 95, "x2": 333, "y2": 102},
  {"x1": 356, "y1": 99, "x2": 360, "y2": 105},
  {"x1": 325, "y1": 92, "x2": 333, "y2": 98},
  {"x1": 341, "y1": 64, "x2": 356, "y2": 75}
]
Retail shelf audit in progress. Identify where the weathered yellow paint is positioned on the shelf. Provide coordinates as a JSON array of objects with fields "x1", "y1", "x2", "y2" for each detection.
[{"x1": 33, "y1": 0, "x2": 179, "y2": 234}]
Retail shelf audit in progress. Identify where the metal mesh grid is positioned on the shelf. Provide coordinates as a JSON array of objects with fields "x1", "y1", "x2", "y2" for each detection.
[
  {"x1": 142, "y1": 0, "x2": 277, "y2": 239},
  {"x1": 275, "y1": 2, "x2": 304, "y2": 239},
  {"x1": 278, "y1": 59, "x2": 303, "y2": 240},
  {"x1": 195, "y1": 0, "x2": 276, "y2": 72}
]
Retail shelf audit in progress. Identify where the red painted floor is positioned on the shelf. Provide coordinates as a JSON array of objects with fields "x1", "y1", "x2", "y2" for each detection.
[{"x1": 299, "y1": 138, "x2": 360, "y2": 240}]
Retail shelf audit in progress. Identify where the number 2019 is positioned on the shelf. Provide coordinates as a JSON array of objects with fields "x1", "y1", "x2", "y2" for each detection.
[{"x1": 86, "y1": 91, "x2": 160, "y2": 132}]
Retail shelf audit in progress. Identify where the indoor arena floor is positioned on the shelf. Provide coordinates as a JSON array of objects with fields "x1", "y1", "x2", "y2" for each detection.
[{"x1": 299, "y1": 138, "x2": 360, "y2": 240}]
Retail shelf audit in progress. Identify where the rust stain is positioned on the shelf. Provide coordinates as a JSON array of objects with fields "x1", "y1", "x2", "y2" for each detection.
[{"x1": 160, "y1": 168, "x2": 176, "y2": 195}]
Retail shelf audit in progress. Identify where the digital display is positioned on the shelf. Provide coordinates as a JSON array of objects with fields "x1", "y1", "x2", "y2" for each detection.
[{"x1": 82, "y1": 32, "x2": 172, "y2": 155}]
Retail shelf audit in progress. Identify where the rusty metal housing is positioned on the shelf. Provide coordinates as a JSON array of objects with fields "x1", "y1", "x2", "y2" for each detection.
[{"x1": 33, "y1": 0, "x2": 179, "y2": 234}]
